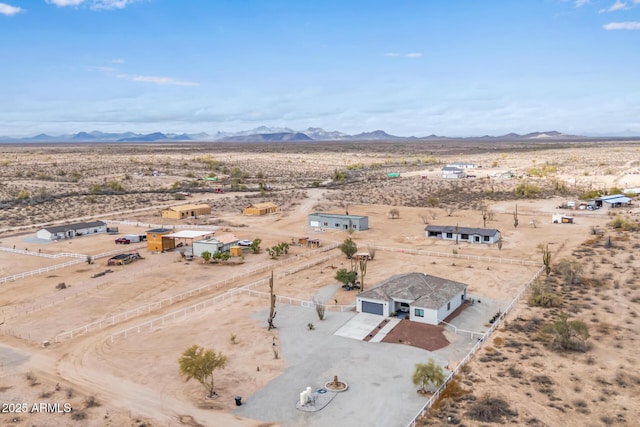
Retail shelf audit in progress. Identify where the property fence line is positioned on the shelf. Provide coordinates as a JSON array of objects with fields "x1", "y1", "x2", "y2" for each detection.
[
  {"x1": 369, "y1": 245, "x2": 539, "y2": 266},
  {"x1": 105, "y1": 220, "x2": 220, "y2": 231},
  {"x1": 439, "y1": 320, "x2": 484, "y2": 340},
  {"x1": 106, "y1": 251, "x2": 344, "y2": 343},
  {"x1": 0, "y1": 258, "x2": 86, "y2": 285},
  {"x1": 405, "y1": 264, "x2": 545, "y2": 427},
  {"x1": 242, "y1": 289, "x2": 355, "y2": 312},
  {"x1": 0, "y1": 244, "x2": 147, "y2": 287},
  {"x1": 0, "y1": 247, "x2": 87, "y2": 259},
  {"x1": 54, "y1": 246, "x2": 339, "y2": 343}
]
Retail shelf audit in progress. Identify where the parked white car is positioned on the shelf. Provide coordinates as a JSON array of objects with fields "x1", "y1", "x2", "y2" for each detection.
[{"x1": 238, "y1": 240, "x2": 252, "y2": 246}]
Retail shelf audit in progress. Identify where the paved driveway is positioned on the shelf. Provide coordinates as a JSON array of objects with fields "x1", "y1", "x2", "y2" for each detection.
[{"x1": 235, "y1": 305, "x2": 447, "y2": 427}]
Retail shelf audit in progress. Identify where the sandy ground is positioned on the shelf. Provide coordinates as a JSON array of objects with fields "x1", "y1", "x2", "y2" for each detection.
[{"x1": 1, "y1": 141, "x2": 639, "y2": 427}]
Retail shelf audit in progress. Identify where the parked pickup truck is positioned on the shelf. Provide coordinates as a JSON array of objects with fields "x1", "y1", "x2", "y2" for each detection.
[{"x1": 115, "y1": 237, "x2": 131, "y2": 244}]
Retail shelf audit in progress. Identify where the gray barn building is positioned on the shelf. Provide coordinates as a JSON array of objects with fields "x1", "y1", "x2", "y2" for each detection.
[{"x1": 308, "y1": 213, "x2": 369, "y2": 231}]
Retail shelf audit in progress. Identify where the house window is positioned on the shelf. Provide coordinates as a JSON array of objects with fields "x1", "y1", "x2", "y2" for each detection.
[
  {"x1": 335, "y1": 223, "x2": 340, "y2": 228},
  {"x1": 483, "y1": 236, "x2": 490, "y2": 242},
  {"x1": 446, "y1": 233, "x2": 453, "y2": 238},
  {"x1": 461, "y1": 234, "x2": 469, "y2": 240},
  {"x1": 152, "y1": 234, "x2": 157, "y2": 239},
  {"x1": 323, "y1": 222, "x2": 328, "y2": 227},
  {"x1": 447, "y1": 302, "x2": 451, "y2": 311},
  {"x1": 415, "y1": 308, "x2": 424, "y2": 317},
  {"x1": 352, "y1": 224, "x2": 357, "y2": 229}
]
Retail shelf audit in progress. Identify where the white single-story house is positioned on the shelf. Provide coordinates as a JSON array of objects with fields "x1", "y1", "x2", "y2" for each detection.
[
  {"x1": 193, "y1": 238, "x2": 224, "y2": 257},
  {"x1": 356, "y1": 272, "x2": 468, "y2": 325},
  {"x1": 446, "y1": 162, "x2": 479, "y2": 169},
  {"x1": 36, "y1": 221, "x2": 107, "y2": 241},
  {"x1": 441, "y1": 166, "x2": 465, "y2": 179},
  {"x1": 425, "y1": 225, "x2": 500, "y2": 244},
  {"x1": 308, "y1": 213, "x2": 369, "y2": 231}
]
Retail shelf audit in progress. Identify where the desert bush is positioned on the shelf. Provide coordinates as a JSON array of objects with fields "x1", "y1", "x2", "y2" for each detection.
[
  {"x1": 609, "y1": 215, "x2": 638, "y2": 231},
  {"x1": 514, "y1": 183, "x2": 541, "y2": 198},
  {"x1": 541, "y1": 311, "x2": 590, "y2": 352},
  {"x1": 466, "y1": 394, "x2": 517, "y2": 423},
  {"x1": 84, "y1": 395, "x2": 100, "y2": 408},
  {"x1": 313, "y1": 298, "x2": 326, "y2": 320}
]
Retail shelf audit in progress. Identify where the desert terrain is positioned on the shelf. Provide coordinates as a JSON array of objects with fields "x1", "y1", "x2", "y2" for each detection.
[{"x1": 0, "y1": 140, "x2": 639, "y2": 427}]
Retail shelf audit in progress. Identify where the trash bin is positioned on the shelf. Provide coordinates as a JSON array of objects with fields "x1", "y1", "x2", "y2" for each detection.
[{"x1": 235, "y1": 396, "x2": 242, "y2": 406}]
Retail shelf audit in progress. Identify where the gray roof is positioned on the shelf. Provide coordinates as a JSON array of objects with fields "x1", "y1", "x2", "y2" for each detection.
[
  {"x1": 425, "y1": 225, "x2": 499, "y2": 237},
  {"x1": 44, "y1": 220, "x2": 106, "y2": 233},
  {"x1": 442, "y1": 166, "x2": 464, "y2": 172},
  {"x1": 309, "y1": 213, "x2": 368, "y2": 220},
  {"x1": 596, "y1": 194, "x2": 626, "y2": 201},
  {"x1": 602, "y1": 196, "x2": 631, "y2": 204},
  {"x1": 359, "y1": 272, "x2": 467, "y2": 310}
]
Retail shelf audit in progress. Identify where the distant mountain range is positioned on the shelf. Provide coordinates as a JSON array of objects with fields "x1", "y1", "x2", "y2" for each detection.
[{"x1": 0, "y1": 127, "x2": 596, "y2": 143}]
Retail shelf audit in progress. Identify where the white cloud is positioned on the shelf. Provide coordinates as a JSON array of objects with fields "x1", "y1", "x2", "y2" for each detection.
[
  {"x1": 46, "y1": 0, "x2": 141, "y2": 9},
  {"x1": 575, "y1": 0, "x2": 589, "y2": 7},
  {"x1": 0, "y1": 2, "x2": 24, "y2": 15},
  {"x1": 111, "y1": 58, "x2": 125, "y2": 64},
  {"x1": 385, "y1": 52, "x2": 423, "y2": 58},
  {"x1": 46, "y1": 0, "x2": 85, "y2": 6},
  {"x1": 117, "y1": 74, "x2": 200, "y2": 86},
  {"x1": 599, "y1": 0, "x2": 629, "y2": 13},
  {"x1": 603, "y1": 20, "x2": 640, "y2": 29}
]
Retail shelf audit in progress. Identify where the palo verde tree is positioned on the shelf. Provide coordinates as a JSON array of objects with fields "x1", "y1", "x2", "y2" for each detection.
[
  {"x1": 335, "y1": 268, "x2": 357, "y2": 287},
  {"x1": 178, "y1": 344, "x2": 227, "y2": 398},
  {"x1": 412, "y1": 359, "x2": 445, "y2": 393},
  {"x1": 201, "y1": 251, "x2": 212, "y2": 263},
  {"x1": 542, "y1": 311, "x2": 590, "y2": 352},
  {"x1": 339, "y1": 237, "x2": 358, "y2": 259},
  {"x1": 250, "y1": 238, "x2": 262, "y2": 254}
]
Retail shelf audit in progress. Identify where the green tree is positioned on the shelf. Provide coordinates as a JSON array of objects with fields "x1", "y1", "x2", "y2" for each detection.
[
  {"x1": 339, "y1": 237, "x2": 358, "y2": 259},
  {"x1": 250, "y1": 238, "x2": 262, "y2": 254},
  {"x1": 335, "y1": 268, "x2": 357, "y2": 287},
  {"x1": 178, "y1": 345, "x2": 227, "y2": 398},
  {"x1": 201, "y1": 251, "x2": 212, "y2": 263},
  {"x1": 542, "y1": 311, "x2": 590, "y2": 352},
  {"x1": 412, "y1": 359, "x2": 445, "y2": 393}
]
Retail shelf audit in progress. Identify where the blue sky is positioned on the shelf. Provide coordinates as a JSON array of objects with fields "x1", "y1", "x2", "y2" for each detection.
[{"x1": 1, "y1": 0, "x2": 639, "y2": 137}]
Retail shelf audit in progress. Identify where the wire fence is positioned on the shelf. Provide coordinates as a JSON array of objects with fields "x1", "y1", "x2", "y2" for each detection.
[
  {"x1": 105, "y1": 220, "x2": 220, "y2": 231},
  {"x1": 404, "y1": 264, "x2": 545, "y2": 427},
  {"x1": 369, "y1": 245, "x2": 539, "y2": 266}
]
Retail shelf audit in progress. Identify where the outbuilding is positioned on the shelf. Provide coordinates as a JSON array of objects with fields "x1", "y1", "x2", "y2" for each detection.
[
  {"x1": 595, "y1": 194, "x2": 632, "y2": 209},
  {"x1": 356, "y1": 272, "x2": 468, "y2": 325},
  {"x1": 308, "y1": 213, "x2": 369, "y2": 231},
  {"x1": 161, "y1": 204, "x2": 211, "y2": 220},
  {"x1": 146, "y1": 228, "x2": 175, "y2": 252},
  {"x1": 244, "y1": 202, "x2": 278, "y2": 216},
  {"x1": 441, "y1": 166, "x2": 465, "y2": 179},
  {"x1": 36, "y1": 221, "x2": 107, "y2": 241},
  {"x1": 425, "y1": 225, "x2": 500, "y2": 244}
]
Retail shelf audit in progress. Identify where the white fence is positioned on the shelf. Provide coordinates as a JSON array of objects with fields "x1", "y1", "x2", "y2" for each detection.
[
  {"x1": 0, "y1": 247, "x2": 87, "y2": 259},
  {"x1": 54, "y1": 246, "x2": 339, "y2": 342},
  {"x1": 0, "y1": 244, "x2": 146, "y2": 286},
  {"x1": 369, "y1": 245, "x2": 539, "y2": 266},
  {"x1": 404, "y1": 264, "x2": 545, "y2": 427},
  {"x1": 107, "y1": 251, "x2": 345, "y2": 343},
  {"x1": 106, "y1": 220, "x2": 220, "y2": 231}
]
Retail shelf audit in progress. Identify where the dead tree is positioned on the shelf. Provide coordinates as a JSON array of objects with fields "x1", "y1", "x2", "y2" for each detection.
[{"x1": 267, "y1": 271, "x2": 277, "y2": 330}]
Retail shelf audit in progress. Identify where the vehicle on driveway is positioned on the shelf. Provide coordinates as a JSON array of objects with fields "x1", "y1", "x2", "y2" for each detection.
[
  {"x1": 238, "y1": 240, "x2": 252, "y2": 246},
  {"x1": 115, "y1": 237, "x2": 130, "y2": 244}
]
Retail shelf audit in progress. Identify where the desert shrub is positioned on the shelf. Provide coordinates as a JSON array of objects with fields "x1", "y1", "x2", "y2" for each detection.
[
  {"x1": 514, "y1": 183, "x2": 541, "y2": 198},
  {"x1": 541, "y1": 312, "x2": 590, "y2": 352},
  {"x1": 466, "y1": 394, "x2": 517, "y2": 422},
  {"x1": 71, "y1": 410, "x2": 87, "y2": 420},
  {"x1": 609, "y1": 215, "x2": 638, "y2": 231},
  {"x1": 84, "y1": 395, "x2": 100, "y2": 408}
]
